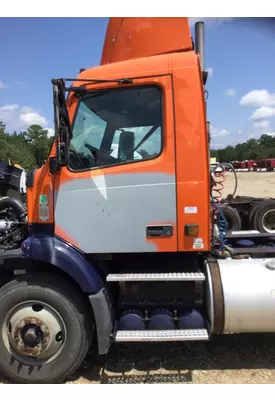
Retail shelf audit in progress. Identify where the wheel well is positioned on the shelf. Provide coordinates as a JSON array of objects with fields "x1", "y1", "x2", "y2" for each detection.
[
  {"x1": 1, "y1": 259, "x2": 91, "y2": 309},
  {"x1": 35, "y1": 261, "x2": 92, "y2": 304}
]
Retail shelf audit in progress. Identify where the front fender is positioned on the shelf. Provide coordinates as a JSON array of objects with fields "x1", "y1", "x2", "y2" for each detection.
[{"x1": 21, "y1": 236, "x2": 103, "y2": 293}]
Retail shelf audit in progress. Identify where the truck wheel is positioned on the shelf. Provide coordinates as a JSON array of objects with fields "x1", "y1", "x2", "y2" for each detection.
[
  {"x1": 253, "y1": 200, "x2": 275, "y2": 233},
  {"x1": 218, "y1": 205, "x2": 242, "y2": 232},
  {"x1": 0, "y1": 273, "x2": 93, "y2": 384},
  {"x1": 248, "y1": 203, "x2": 262, "y2": 230}
]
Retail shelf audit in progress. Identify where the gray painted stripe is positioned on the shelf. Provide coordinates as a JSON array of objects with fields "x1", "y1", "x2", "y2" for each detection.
[{"x1": 55, "y1": 172, "x2": 176, "y2": 253}]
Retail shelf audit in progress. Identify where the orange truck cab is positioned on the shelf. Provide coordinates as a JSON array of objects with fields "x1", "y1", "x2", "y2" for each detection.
[
  {"x1": 27, "y1": 17, "x2": 210, "y2": 255},
  {"x1": 1, "y1": 18, "x2": 275, "y2": 384}
]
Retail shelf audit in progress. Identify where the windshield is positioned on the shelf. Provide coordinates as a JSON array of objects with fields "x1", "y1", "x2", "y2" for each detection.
[{"x1": 68, "y1": 85, "x2": 163, "y2": 170}]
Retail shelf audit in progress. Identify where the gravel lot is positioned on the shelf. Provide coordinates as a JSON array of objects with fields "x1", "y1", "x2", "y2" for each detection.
[
  {"x1": 2, "y1": 172, "x2": 275, "y2": 384},
  {"x1": 222, "y1": 171, "x2": 275, "y2": 198},
  {"x1": 68, "y1": 334, "x2": 275, "y2": 384}
]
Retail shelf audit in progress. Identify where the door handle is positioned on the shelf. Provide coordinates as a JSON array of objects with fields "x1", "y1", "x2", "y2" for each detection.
[{"x1": 147, "y1": 225, "x2": 173, "y2": 237}]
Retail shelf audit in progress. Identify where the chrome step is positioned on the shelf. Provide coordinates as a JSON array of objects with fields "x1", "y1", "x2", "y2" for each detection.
[
  {"x1": 115, "y1": 329, "x2": 209, "y2": 342},
  {"x1": 106, "y1": 272, "x2": 205, "y2": 282}
]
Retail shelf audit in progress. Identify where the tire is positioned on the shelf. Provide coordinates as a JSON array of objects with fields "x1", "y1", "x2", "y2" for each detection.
[
  {"x1": 248, "y1": 202, "x2": 262, "y2": 230},
  {"x1": 253, "y1": 200, "x2": 275, "y2": 233},
  {"x1": 218, "y1": 205, "x2": 242, "y2": 232},
  {"x1": 0, "y1": 273, "x2": 94, "y2": 384}
]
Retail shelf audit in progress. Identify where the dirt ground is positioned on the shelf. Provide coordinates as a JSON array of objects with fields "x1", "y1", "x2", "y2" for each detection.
[
  {"x1": 67, "y1": 334, "x2": 275, "y2": 384},
  {"x1": 221, "y1": 171, "x2": 275, "y2": 198},
  {"x1": 2, "y1": 172, "x2": 275, "y2": 384}
]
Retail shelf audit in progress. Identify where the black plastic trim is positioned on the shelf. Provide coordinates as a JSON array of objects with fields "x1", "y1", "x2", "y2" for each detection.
[
  {"x1": 89, "y1": 288, "x2": 114, "y2": 355},
  {"x1": 26, "y1": 169, "x2": 37, "y2": 188},
  {"x1": 147, "y1": 225, "x2": 173, "y2": 237},
  {"x1": 29, "y1": 223, "x2": 54, "y2": 236},
  {"x1": 49, "y1": 157, "x2": 61, "y2": 174},
  {"x1": 202, "y1": 70, "x2": 208, "y2": 85}
]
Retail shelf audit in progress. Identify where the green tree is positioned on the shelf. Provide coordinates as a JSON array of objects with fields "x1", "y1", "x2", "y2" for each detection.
[
  {"x1": 0, "y1": 136, "x2": 9, "y2": 161},
  {"x1": 0, "y1": 121, "x2": 53, "y2": 170},
  {"x1": 24, "y1": 125, "x2": 51, "y2": 165},
  {"x1": 211, "y1": 134, "x2": 275, "y2": 162},
  {"x1": 0, "y1": 121, "x2": 6, "y2": 135}
]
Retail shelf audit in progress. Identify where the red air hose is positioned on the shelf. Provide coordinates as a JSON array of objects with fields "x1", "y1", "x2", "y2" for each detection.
[{"x1": 212, "y1": 165, "x2": 226, "y2": 204}]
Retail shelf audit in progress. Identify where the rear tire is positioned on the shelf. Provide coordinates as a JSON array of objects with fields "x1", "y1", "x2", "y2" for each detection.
[
  {"x1": 252, "y1": 200, "x2": 275, "y2": 233},
  {"x1": 248, "y1": 202, "x2": 262, "y2": 230},
  {"x1": 0, "y1": 273, "x2": 93, "y2": 384},
  {"x1": 218, "y1": 205, "x2": 242, "y2": 232}
]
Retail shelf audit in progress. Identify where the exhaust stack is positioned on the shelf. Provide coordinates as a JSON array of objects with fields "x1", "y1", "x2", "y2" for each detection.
[
  {"x1": 194, "y1": 21, "x2": 210, "y2": 154},
  {"x1": 195, "y1": 21, "x2": 205, "y2": 71}
]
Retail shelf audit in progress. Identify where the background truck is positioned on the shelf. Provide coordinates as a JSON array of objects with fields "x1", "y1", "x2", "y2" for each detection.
[
  {"x1": 0, "y1": 161, "x2": 26, "y2": 202},
  {"x1": 1, "y1": 17, "x2": 275, "y2": 384},
  {"x1": 229, "y1": 159, "x2": 274, "y2": 172},
  {"x1": 210, "y1": 159, "x2": 275, "y2": 234}
]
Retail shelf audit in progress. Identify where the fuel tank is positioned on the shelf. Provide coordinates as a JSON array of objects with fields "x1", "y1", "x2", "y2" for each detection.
[{"x1": 213, "y1": 258, "x2": 275, "y2": 333}]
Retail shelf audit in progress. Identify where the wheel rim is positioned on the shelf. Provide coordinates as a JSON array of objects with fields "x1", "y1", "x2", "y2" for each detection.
[
  {"x1": 262, "y1": 209, "x2": 275, "y2": 233},
  {"x1": 2, "y1": 301, "x2": 66, "y2": 366}
]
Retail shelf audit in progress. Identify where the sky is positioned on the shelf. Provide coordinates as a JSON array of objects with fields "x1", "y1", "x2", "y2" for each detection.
[{"x1": 0, "y1": 17, "x2": 274, "y2": 148}]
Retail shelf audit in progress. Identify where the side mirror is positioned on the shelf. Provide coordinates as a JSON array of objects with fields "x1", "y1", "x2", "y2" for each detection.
[{"x1": 49, "y1": 157, "x2": 61, "y2": 174}]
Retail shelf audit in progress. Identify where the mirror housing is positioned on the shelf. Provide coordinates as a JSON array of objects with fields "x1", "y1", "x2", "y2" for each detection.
[
  {"x1": 49, "y1": 156, "x2": 61, "y2": 174},
  {"x1": 52, "y1": 79, "x2": 72, "y2": 169}
]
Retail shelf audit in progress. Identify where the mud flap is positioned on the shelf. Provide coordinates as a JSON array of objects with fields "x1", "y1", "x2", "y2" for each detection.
[{"x1": 89, "y1": 287, "x2": 114, "y2": 355}]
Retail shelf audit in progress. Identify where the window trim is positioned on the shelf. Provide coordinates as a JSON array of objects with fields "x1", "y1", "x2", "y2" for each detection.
[{"x1": 67, "y1": 83, "x2": 165, "y2": 173}]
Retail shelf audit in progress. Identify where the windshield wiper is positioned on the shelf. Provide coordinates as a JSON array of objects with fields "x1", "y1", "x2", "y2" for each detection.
[{"x1": 63, "y1": 77, "x2": 133, "y2": 93}]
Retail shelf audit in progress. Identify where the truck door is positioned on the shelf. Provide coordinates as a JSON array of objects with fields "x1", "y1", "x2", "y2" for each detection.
[{"x1": 54, "y1": 76, "x2": 177, "y2": 254}]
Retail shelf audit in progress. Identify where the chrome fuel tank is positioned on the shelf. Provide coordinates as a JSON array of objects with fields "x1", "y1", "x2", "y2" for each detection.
[{"x1": 218, "y1": 258, "x2": 275, "y2": 333}]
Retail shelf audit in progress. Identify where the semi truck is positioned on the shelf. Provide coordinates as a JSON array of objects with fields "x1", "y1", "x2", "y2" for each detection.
[
  {"x1": 230, "y1": 159, "x2": 274, "y2": 172},
  {"x1": 1, "y1": 17, "x2": 275, "y2": 384}
]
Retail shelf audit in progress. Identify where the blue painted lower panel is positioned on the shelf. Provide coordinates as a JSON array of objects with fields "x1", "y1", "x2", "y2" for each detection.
[{"x1": 21, "y1": 235, "x2": 103, "y2": 293}]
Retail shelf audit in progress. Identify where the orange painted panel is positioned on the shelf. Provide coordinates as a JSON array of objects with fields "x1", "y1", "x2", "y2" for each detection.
[
  {"x1": 171, "y1": 52, "x2": 210, "y2": 252},
  {"x1": 27, "y1": 160, "x2": 54, "y2": 224},
  {"x1": 101, "y1": 17, "x2": 192, "y2": 65},
  {"x1": 56, "y1": 74, "x2": 178, "y2": 253},
  {"x1": 28, "y1": 48, "x2": 211, "y2": 254}
]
